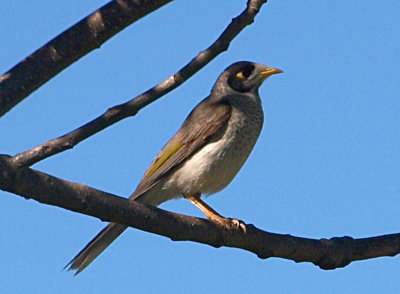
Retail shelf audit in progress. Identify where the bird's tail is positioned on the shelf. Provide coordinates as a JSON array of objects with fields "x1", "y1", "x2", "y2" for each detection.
[{"x1": 65, "y1": 222, "x2": 127, "y2": 275}]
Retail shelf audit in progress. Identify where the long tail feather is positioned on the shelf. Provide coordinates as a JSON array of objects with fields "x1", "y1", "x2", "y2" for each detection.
[{"x1": 65, "y1": 223, "x2": 127, "y2": 275}]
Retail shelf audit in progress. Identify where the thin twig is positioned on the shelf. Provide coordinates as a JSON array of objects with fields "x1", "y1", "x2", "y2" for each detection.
[
  {"x1": 10, "y1": 0, "x2": 268, "y2": 167},
  {"x1": 0, "y1": 0, "x2": 174, "y2": 117}
]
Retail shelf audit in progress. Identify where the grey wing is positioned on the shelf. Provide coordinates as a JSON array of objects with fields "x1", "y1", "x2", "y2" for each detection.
[
  {"x1": 64, "y1": 100, "x2": 231, "y2": 274},
  {"x1": 130, "y1": 99, "x2": 231, "y2": 199}
]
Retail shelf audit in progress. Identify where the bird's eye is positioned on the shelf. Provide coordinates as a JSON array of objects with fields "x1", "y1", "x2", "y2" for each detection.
[
  {"x1": 242, "y1": 65, "x2": 253, "y2": 78},
  {"x1": 236, "y1": 71, "x2": 245, "y2": 80},
  {"x1": 228, "y1": 63, "x2": 256, "y2": 92},
  {"x1": 235, "y1": 65, "x2": 254, "y2": 80}
]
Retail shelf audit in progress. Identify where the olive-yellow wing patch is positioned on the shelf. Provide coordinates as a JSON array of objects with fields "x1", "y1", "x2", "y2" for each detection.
[
  {"x1": 130, "y1": 100, "x2": 231, "y2": 200},
  {"x1": 143, "y1": 141, "x2": 184, "y2": 179}
]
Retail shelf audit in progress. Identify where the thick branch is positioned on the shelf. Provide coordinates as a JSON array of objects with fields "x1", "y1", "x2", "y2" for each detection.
[
  {"x1": 0, "y1": 0, "x2": 174, "y2": 117},
  {"x1": 10, "y1": 0, "x2": 268, "y2": 168},
  {"x1": 1, "y1": 154, "x2": 399, "y2": 270}
]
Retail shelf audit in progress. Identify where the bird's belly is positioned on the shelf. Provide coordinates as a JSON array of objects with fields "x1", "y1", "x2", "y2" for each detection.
[{"x1": 166, "y1": 118, "x2": 261, "y2": 196}]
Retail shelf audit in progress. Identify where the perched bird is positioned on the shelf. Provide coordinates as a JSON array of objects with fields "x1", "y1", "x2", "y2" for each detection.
[{"x1": 66, "y1": 61, "x2": 282, "y2": 274}]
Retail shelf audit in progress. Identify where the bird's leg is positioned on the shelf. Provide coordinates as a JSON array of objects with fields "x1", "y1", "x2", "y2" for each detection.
[{"x1": 184, "y1": 194, "x2": 246, "y2": 232}]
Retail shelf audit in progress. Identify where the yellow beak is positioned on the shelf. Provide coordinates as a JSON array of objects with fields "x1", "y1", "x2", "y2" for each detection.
[{"x1": 260, "y1": 67, "x2": 283, "y2": 80}]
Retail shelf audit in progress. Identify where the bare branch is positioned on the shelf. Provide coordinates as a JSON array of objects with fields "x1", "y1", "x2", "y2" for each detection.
[
  {"x1": 1, "y1": 154, "x2": 398, "y2": 270},
  {"x1": 10, "y1": 0, "x2": 269, "y2": 168},
  {"x1": 0, "y1": 0, "x2": 174, "y2": 117}
]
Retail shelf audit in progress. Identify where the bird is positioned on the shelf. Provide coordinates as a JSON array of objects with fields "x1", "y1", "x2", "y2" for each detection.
[{"x1": 66, "y1": 61, "x2": 282, "y2": 274}]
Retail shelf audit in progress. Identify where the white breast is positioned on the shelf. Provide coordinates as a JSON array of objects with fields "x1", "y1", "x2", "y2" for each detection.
[{"x1": 165, "y1": 96, "x2": 264, "y2": 197}]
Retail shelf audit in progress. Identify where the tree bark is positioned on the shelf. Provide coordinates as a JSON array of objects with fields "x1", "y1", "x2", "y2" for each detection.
[
  {"x1": 1, "y1": 154, "x2": 399, "y2": 270},
  {"x1": 0, "y1": 0, "x2": 174, "y2": 117}
]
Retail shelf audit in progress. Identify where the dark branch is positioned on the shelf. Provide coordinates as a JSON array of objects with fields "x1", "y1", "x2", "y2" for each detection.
[
  {"x1": 0, "y1": 0, "x2": 174, "y2": 117},
  {"x1": 1, "y1": 154, "x2": 399, "y2": 270},
  {"x1": 10, "y1": 0, "x2": 268, "y2": 168}
]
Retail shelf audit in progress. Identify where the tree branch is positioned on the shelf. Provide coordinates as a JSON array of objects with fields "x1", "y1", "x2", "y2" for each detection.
[
  {"x1": 0, "y1": 0, "x2": 174, "y2": 117},
  {"x1": 1, "y1": 154, "x2": 398, "y2": 270},
  {"x1": 10, "y1": 0, "x2": 268, "y2": 168}
]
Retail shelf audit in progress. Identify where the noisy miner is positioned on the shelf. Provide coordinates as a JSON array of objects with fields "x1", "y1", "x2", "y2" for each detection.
[{"x1": 66, "y1": 61, "x2": 283, "y2": 274}]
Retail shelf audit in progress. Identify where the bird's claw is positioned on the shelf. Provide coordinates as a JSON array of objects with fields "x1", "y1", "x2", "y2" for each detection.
[
  {"x1": 210, "y1": 216, "x2": 247, "y2": 233},
  {"x1": 231, "y1": 218, "x2": 247, "y2": 233}
]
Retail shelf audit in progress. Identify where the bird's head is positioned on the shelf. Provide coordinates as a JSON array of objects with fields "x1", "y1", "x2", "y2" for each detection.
[{"x1": 211, "y1": 61, "x2": 283, "y2": 98}]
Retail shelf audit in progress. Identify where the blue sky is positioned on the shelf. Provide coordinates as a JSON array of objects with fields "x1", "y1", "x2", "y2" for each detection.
[{"x1": 1, "y1": 1, "x2": 399, "y2": 293}]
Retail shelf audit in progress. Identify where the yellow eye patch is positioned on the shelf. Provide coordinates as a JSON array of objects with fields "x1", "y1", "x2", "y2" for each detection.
[{"x1": 236, "y1": 71, "x2": 245, "y2": 80}]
